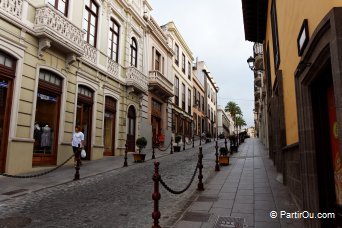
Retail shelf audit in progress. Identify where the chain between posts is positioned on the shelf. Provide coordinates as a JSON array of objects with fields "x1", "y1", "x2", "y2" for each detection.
[
  {"x1": 0, "y1": 154, "x2": 75, "y2": 178},
  {"x1": 159, "y1": 164, "x2": 198, "y2": 195},
  {"x1": 155, "y1": 141, "x2": 172, "y2": 152}
]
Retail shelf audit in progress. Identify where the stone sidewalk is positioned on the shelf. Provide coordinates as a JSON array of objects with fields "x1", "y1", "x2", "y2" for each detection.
[{"x1": 173, "y1": 138, "x2": 304, "y2": 228}]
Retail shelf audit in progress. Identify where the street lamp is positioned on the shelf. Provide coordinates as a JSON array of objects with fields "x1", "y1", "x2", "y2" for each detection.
[
  {"x1": 247, "y1": 56, "x2": 264, "y2": 73},
  {"x1": 247, "y1": 56, "x2": 255, "y2": 70}
]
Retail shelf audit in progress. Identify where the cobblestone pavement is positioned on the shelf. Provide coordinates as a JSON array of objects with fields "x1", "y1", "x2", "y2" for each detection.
[{"x1": 0, "y1": 140, "x2": 225, "y2": 228}]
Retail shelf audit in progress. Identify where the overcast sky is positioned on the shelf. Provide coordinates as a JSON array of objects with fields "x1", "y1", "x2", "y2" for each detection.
[{"x1": 148, "y1": 0, "x2": 255, "y2": 127}]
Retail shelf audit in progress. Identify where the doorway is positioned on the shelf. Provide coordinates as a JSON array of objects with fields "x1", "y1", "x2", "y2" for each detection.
[
  {"x1": 0, "y1": 51, "x2": 16, "y2": 172},
  {"x1": 76, "y1": 86, "x2": 93, "y2": 160},
  {"x1": 127, "y1": 106, "x2": 136, "y2": 152},
  {"x1": 312, "y1": 64, "x2": 342, "y2": 227},
  {"x1": 103, "y1": 97, "x2": 116, "y2": 156}
]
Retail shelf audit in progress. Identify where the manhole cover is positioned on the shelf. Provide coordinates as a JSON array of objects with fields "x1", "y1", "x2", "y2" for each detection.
[
  {"x1": 0, "y1": 217, "x2": 32, "y2": 227},
  {"x1": 197, "y1": 196, "x2": 218, "y2": 202},
  {"x1": 2, "y1": 189, "x2": 28, "y2": 195},
  {"x1": 182, "y1": 212, "x2": 211, "y2": 222},
  {"x1": 210, "y1": 216, "x2": 247, "y2": 228}
]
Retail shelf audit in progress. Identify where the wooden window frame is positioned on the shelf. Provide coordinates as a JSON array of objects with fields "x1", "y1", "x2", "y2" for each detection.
[
  {"x1": 131, "y1": 38, "x2": 138, "y2": 67},
  {"x1": 174, "y1": 76, "x2": 179, "y2": 106},
  {"x1": 271, "y1": 0, "x2": 280, "y2": 70},
  {"x1": 175, "y1": 43, "x2": 179, "y2": 65},
  {"x1": 188, "y1": 61, "x2": 191, "y2": 80},
  {"x1": 188, "y1": 88, "x2": 191, "y2": 114},
  {"x1": 182, "y1": 83, "x2": 186, "y2": 110},
  {"x1": 182, "y1": 53, "x2": 186, "y2": 74},
  {"x1": 84, "y1": 0, "x2": 99, "y2": 47},
  {"x1": 109, "y1": 18, "x2": 120, "y2": 62},
  {"x1": 48, "y1": 0, "x2": 69, "y2": 16}
]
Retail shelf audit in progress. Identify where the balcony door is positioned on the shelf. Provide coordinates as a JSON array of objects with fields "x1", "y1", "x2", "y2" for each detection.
[{"x1": 127, "y1": 106, "x2": 136, "y2": 152}]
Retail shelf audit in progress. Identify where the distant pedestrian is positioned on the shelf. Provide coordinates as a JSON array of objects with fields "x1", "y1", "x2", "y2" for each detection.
[{"x1": 72, "y1": 125, "x2": 85, "y2": 162}]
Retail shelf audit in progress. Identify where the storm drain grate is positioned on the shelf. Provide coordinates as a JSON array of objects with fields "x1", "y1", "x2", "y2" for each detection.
[
  {"x1": 207, "y1": 215, "x2": 247, "y2": 228},
  {"x1": 182, "y1": 212, "x2": 211, "y2": 222},
  {"x1": 196, "y1": 195, "x2": 219, "y2": 202},
  {"x1": 2, "y1": 189, "x2": 28, "y2": 195}
]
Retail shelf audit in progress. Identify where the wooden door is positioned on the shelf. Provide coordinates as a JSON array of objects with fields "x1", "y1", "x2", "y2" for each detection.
[
  {"x1": 103, "y1": 97, "x2": 116, "y2": 156},
  {"x1": 127, "y1": 106, "x2": 136, "y2": 152},
  {"x1": 0, "y1": 51, "x2": 16, "y2": 172}
]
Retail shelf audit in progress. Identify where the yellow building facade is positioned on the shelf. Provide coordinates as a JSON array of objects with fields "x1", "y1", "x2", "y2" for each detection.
[{"x1": 242, "y1": 0, "x2": 342, "y2": 226}]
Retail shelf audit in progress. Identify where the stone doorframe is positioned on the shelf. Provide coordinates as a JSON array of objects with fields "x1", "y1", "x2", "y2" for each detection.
[{"x1": 295, "y1": 8, "x2": 342, "y2": 227}]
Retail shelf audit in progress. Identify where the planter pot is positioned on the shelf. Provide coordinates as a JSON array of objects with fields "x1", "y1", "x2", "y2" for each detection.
[
  {"x1": 219, "y1": 156, "x2": 229, "y2": 166},
  {"x1": 133, "y1": 153, "x2": 146, "y2": 162},
  {"x1": 173, "y1": 146, "x2": 181, "y2": 152}
]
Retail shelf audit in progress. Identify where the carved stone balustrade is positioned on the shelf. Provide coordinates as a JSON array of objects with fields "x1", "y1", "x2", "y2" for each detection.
[
  {"x1": 148, "y1": 70, "x2": 173, "y2": 100},
  {"x1": 107, "y1": 58, "x2": 119, "y2": 78},
  {"x1": 0, "y1": 0, "x2": 23, "y2": 19},
  {"x1": 83, "y1": 42, "x2": 97, "y2": 64},
  {"x1": 34, "y1": 4, "x2": 85, "y2": 60},
  {"x1": 126, "y1": 67, "x2": 148, "y2": 94}
]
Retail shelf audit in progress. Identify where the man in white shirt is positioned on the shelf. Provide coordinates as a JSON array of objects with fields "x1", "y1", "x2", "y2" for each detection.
[{"x1": 72, "y1": 125, "x2": 85, "y2": 154}]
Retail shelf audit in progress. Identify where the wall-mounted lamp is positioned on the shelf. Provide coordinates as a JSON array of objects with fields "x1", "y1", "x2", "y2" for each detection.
[{"x1": 247, "y1": 56, "x2": 264, "y2": 73}]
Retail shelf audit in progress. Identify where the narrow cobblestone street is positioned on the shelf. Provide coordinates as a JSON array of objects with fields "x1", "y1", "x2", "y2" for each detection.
[{"x1": 0, "y1": 140, "x2": 224, "y2": 228}]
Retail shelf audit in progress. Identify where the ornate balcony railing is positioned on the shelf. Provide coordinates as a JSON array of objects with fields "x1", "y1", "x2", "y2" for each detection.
[
  {"x1": 126, "y1": 67, "x2": 148, "y2": 94},
  {"x1": 107, "y1": 58, "x2": 119, "y2": 78},
  {"x1": 83, "y1": 42, "x2": 97, "y2": 64},
  {"x1": 34, "y1": 4, "x2": 84, "y2": 56},
  {"x1": 148, "y1": 70, "x2": 173, "y2": 97},
  {"x1": 255, "y1": 75, "x2": 262, "y2": 87},
  {"x1": 253, "y1": 43, "x2": 263, "y2": 56},
  {"x1": 0, "y1": 0, "x2": 23, "y2": 19}
]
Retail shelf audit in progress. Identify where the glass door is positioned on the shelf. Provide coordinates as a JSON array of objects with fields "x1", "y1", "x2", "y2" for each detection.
[{"x1": 76, "y1": 102, "x2": 92, "y2": 160}]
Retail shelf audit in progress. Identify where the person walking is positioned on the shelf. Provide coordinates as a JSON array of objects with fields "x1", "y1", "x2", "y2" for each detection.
[{"x1": 72, "y1": 125, "x2": 85, "y2": 164}]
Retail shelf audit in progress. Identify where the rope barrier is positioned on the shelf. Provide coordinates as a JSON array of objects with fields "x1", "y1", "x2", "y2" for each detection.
[
  {"x1": 156, "y1": 141, "x2": 171, "y2": 152},
  {"x1": 0, "y1": 154, "x2": 75, "y2": 178},
  {"x1": 159, "y1": 164, "x2": 198, "y2": 194}
]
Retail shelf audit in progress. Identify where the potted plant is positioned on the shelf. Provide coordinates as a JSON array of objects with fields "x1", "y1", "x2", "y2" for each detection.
[
  {"x1": 229, "y1": 135, "x2": 238, "y2": 153},
  {"x1": 133, "y1": 137, "x2": 147, "y2": 162},
  {"x1": 173, "y1": 135, "x2": 182, "y2": 152},
  {"x1": 219, "y1": 147, "x2": 229, "y2": 166}
]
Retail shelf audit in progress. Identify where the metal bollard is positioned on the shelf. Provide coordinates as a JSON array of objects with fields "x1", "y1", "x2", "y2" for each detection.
[
  {"x1": 152, "y1": 142, "x2": 156, "y2": 159},
  {"x1": 123, "y1": 143, "x2": 128, "y2": 167},
  {"x1": 192, "y1": 134, "x2": 195, "y2": 148},
  {"x1": 183, "y1": 135, "x2": 185, "y2": 151},
  {"x1": 197, "y1": 147, "x2": 204, "y2": 191},
  {"x1": 215, "y1": 140, "x2": 220, "y2": 171},
  {"x1": 73, "y1": 144, "x2": 81, "y2": 180},
  {"x1": 225, "y1": 137, "x2": 228, "y2": 150},
  {"x1": 152, "y1": 162, "x2": 161, "y2": 228},
  {"x1": 170, "y1": 137, "x2": 173, "y2": 154}
]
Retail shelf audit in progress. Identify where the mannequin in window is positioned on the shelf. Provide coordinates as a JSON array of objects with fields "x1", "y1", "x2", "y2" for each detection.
[
  {"x1": 34, "y1": 122, "x2": 42, "y2": 149},
  {"x1": 41, "y1": 124, "x2": 52, "y2": 148}
]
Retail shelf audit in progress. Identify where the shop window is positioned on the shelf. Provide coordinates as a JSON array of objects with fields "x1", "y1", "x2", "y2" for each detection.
[{"x1": 33, "y1": 70, "x2": 62, "y2": 160}]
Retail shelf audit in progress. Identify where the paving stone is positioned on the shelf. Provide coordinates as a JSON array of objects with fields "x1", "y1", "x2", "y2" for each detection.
[
  {"x1": 212, "y1": 199, "x2": 234, "y2": 209},
  {"x1": 255, "y1": 221, "x2": 280, "y2": 228},
  {"x1": 232, "y1": 203, "x2": 254, "y2": 214}
]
